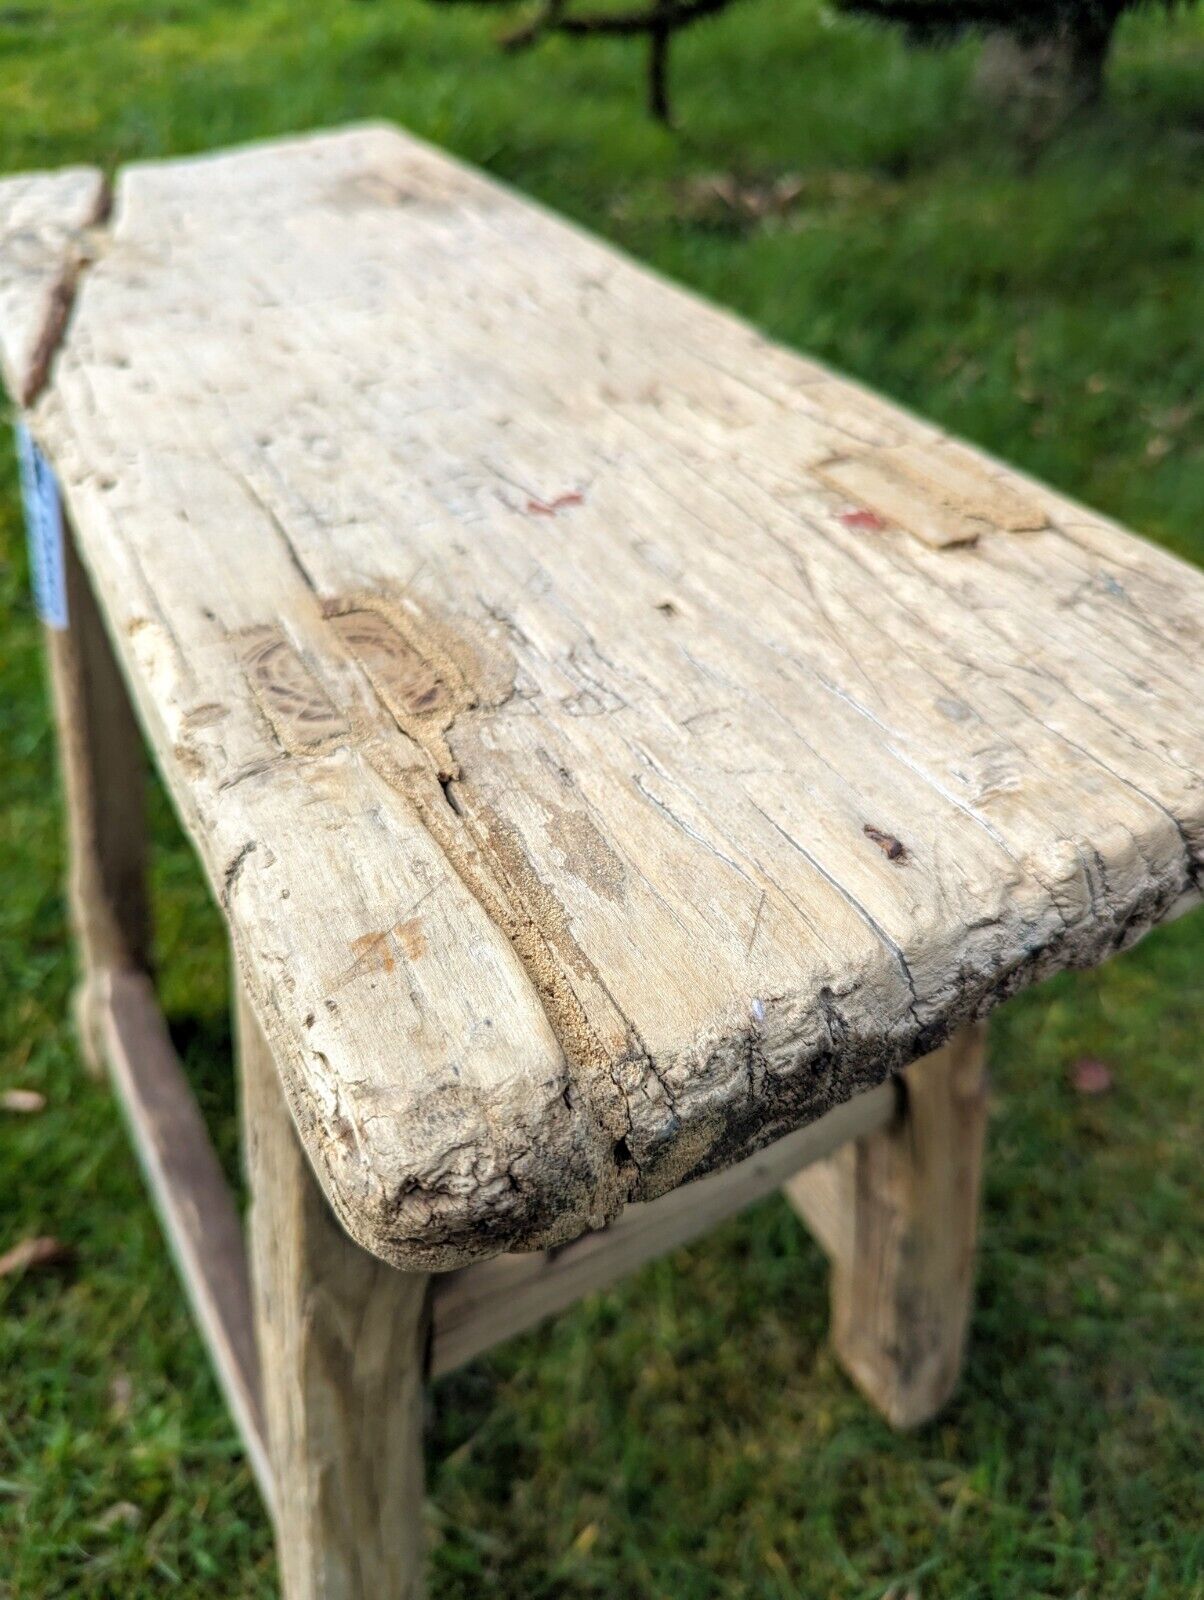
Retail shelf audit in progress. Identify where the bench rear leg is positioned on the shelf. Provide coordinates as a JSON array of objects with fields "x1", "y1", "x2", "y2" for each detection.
[
  {"x1": 786, "y1": 1024, "x2": 988, "y2": 1428},
  {"x1": 238, "y1": 984, "x2": 431, "y2": 1599},
  {"x1": 46, "y1": 517, "x2": 151, "y2": 1076}
]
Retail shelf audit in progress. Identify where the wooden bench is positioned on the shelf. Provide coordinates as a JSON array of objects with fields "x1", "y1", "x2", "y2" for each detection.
[{"x1": 3, "y1": 124, "x2": 1201, "y2": 1597}]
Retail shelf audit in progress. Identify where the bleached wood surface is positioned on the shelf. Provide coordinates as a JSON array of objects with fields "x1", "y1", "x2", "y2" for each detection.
[
  {"x1": 0, "y1": 166, "x2": 107, "y2": 404},
  {"x1": 7, "y1": 125, "x2": 1203, "y2": 1269}
]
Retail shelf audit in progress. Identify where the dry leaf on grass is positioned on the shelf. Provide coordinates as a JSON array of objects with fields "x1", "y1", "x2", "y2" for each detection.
[
  {"x1": 1070, "y1": 1057, "x2": 1113, "y2": 1096},
  {"x1": 93, "y1": 1501, "x2": 142, "y2": 1533},
  {"x1": 676, "y1": 172, "x2": 806, "y2": 229},
  {"x1": 674, "y1": 168, "x2": 890, "y2": 232},
  {"x1": 0, "y1": 1235, "x2": 73, "y2": 1277},
  {"x1": 109, "y1": 1372, "x2": 134, "y2": 1420},
  {"x1": 2, "y1": 1088, "x2": 46, "y2": 1114}
]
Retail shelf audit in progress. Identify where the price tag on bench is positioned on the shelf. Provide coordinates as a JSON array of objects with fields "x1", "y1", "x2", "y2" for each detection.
[{"x1": 14, "y1": 422, "x2": 68, "y2": 630}]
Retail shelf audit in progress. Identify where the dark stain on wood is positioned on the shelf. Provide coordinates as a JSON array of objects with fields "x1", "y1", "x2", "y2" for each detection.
[{"x1": 863, "y1": 823, "x2": 906, "y2": 862}]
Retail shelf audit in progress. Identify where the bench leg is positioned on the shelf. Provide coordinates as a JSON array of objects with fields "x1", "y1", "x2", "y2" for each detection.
[
  {"x1": 785, "y1": 1024, "x2": 988, "y2": 1428},
  {"x1": 238, "y1": 984, "x2": 431, "y2": 1599},
  {"x1": 45, "y1": 517, "x2": 151, "y2": 1076}
]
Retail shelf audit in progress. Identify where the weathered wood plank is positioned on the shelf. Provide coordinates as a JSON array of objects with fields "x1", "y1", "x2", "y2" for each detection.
[
  {"x1": 0, "y1": 166, "x2": 106, "y2": 404},
  {"x1": 45, "y1": 508, "x2": 151, "y2": 1075},
  {"x1": 100, "y1": 969, "x2": 273, "y2": 1503},
  {"x1": 790, "y1": 1026, "x2": 989, "y2": 1427},
  {"x1": 431, "y1": 1077, "x2": 897, "y2": 1375},
  {"x1": 239, "y1": 983, "x2": 429, "y2": 1598},
  {"x1": 782, "y1": 1142, "x2": 853, "y2": 1265},
  {"x1": 7, "y1": 125, "x2": 1202, "y2": 1268}
]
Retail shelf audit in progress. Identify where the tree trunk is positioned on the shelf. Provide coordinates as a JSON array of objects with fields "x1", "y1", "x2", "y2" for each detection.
[{"x1": 975, "y1": 14, "x2": 1119, "y2": 129}]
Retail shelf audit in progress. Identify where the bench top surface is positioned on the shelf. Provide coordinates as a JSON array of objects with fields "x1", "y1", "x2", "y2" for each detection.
[{"x1": 4, "y1": 124, "x2": 1202, "y2": 1269}]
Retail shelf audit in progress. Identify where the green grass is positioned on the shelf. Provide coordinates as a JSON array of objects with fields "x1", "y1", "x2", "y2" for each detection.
[{"x1": 1, "y1": 2, "x2": 1203, "y2": 1595}]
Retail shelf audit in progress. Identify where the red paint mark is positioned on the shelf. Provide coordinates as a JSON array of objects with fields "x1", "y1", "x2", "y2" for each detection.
[
  {"x1": 526, "y1": 491, "x2": 585, "y2": 517},
  {"x1": 840, "y1": 507, "x2": 887, "y2": 532}
]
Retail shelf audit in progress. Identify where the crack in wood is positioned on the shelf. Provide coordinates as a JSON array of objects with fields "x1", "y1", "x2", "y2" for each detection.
[{"x1": 0, "y1": 167, "x2": 111, "y2": 405}]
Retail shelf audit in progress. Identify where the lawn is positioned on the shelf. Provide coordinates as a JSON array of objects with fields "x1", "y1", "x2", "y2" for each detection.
[{"x1": 1, "y1": 1, "x2": 1202, "y2": 1596}]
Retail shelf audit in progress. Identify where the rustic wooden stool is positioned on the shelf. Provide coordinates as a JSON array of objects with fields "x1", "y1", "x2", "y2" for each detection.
[{"x1": 3, "y1": 125, "x2": 1201, "y2": 1598}]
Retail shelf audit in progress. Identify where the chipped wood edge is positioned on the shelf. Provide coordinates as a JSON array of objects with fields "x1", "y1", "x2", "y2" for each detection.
[{"x1": 430, "y1": 1077, "x2": 898, "y2": 1375}]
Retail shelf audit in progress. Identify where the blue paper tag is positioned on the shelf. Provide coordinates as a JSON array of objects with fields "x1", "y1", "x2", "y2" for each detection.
[{"x1": 15, "y1": 423, "x2": 68, "y2": 630}]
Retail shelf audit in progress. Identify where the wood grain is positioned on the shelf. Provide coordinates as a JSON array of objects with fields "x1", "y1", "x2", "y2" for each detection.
[
  {"x1": 101, "y1": 969, "x2": 272, "y2": 1501},
  {"x1": 7, "y1": 125, "x2": 1203, "y2": 1268},
  {"x1": 239, "y1": 983, "x2": 429, "y2": 1598},
  {"x1": 791, "y1": 1025, "x2": 989, "y2": 1427},
  {"x1": 46, "y1": 513, "x2": 151, "y2": 1075}
]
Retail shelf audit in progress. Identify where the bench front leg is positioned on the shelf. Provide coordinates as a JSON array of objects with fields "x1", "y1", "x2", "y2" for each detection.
[
  {"x1": 786, "y1": 1024, "x2": 989, "y2": 1428},
  {"x1": 238, "y1": 985, "x2": 431, "y2": 1599},
  {"x1": 46, "y1": 515, "x2": 151, "y2": 1076}
]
